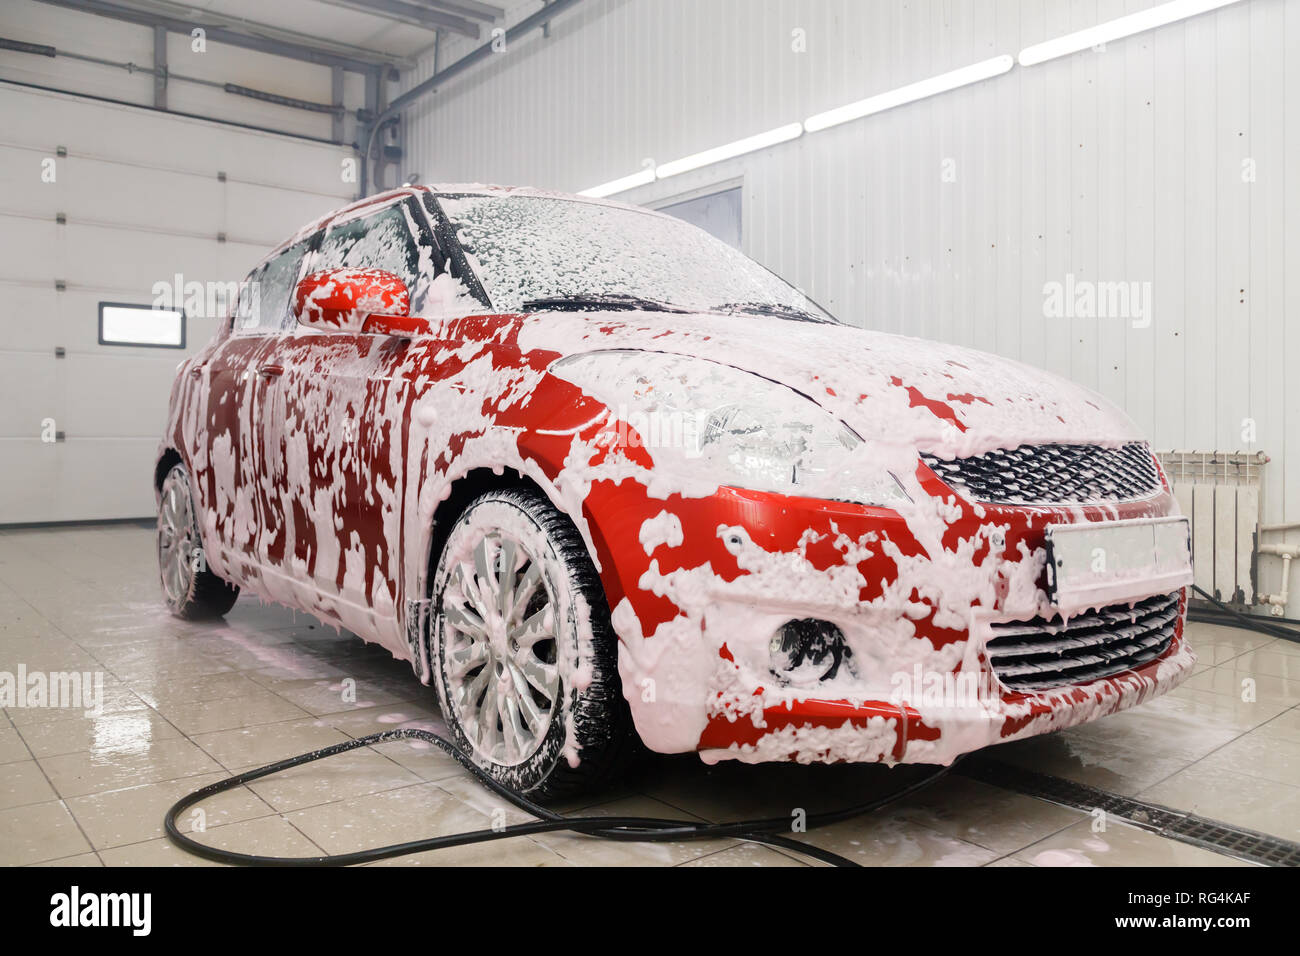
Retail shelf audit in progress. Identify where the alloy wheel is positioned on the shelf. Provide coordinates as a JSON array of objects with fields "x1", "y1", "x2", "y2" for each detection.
[
  {"x1": 157, "y1": 468, "x2": 197, "y2": 606},
  {"x1": 441, "y1": 530, "x2": 562, "y2": 767}
]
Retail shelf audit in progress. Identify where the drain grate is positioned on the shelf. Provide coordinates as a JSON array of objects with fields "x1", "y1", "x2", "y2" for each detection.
[{"x1": 958, "y1": 758, "x2": 1300, "y2": 867}]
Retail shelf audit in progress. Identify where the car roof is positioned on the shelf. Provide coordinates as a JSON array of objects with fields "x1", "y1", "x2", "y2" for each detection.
[{"x1": 260, "y1": 182, "x2": 669, "y2": 272}]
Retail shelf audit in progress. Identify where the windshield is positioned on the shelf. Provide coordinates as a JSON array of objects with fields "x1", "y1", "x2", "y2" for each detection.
[{"x1": 434, "y1": 193, "x2": 834, "y2": 321}]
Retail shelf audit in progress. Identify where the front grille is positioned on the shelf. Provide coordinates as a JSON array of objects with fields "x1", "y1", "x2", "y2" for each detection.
[
  {"x1": 923, "y1": 441, "x2": 1161, "y2": 505},
  {"x1": 985, "y1": 592, "x2": 1181, "y2": 692}
]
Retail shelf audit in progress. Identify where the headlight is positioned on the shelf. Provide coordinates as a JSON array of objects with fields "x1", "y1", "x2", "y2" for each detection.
[{"x1": 550, "y1": 350, "x2": 908, "y2": 506}]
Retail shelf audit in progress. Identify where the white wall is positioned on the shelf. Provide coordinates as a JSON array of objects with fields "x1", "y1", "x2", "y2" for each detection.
[
  {"x1": 0, "y1": 84, "x2": 356, "y2": 524},
  {"x1": 404, "y1": 0, "x2": 1300, "y2": 611}
]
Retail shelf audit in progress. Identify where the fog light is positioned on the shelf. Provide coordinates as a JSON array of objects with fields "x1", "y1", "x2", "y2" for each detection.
[{"x1": 769, "y1": 618, "x2": 851, "y2": 684}]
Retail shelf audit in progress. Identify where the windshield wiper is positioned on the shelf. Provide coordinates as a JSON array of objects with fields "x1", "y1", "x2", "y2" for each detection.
[
  {"x1": 713, "y1": 301, "x2": 833, "y2": 323},
  {"x1": 522, "y1": 293, "x2": 690, "y2": 314}
]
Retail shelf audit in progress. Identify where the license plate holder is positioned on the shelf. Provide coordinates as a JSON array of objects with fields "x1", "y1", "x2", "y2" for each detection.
[{"x1": 1045, "y1": 516, "x2": 1192, "y2": 612}]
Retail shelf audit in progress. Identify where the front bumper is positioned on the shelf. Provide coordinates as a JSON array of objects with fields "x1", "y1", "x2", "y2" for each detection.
[
  {"x1": 695, "y1": 607, "x2": 1194, "y2": 766},
  {"x1": 581, "y1": 468, "x2": 1195, "y2": 766}
]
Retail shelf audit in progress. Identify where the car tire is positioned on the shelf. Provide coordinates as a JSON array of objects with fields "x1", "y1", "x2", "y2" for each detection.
[
  {"x1": 157, "y1": 463, "x2": 239, "y2": 620},
  {"x1": 430, "y1": 486, "x2": 633, "y2": 800}
]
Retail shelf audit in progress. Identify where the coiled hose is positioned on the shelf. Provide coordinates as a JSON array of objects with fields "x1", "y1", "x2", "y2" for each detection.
[{"x1": 165, "y1": 727, "x2": 956, "y2": 867}]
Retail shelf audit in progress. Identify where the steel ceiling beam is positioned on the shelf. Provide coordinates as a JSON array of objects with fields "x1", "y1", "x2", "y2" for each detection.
[
  {"x1": 388, "y1": 0, "x2": 582, "y2": 112},
  {"x1": 412, "y1": 0, "x2": 505, "y2": 21},
  {"x1": 316, "y1": 0, "x2": 480, "y2": 38},
  {"x1": 31, "y1": 0, "x2": 403, "y2": 73}
]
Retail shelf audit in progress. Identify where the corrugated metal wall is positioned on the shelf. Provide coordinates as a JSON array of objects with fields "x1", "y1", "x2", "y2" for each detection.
[{"x1": 404, "y1": 0, "x2": 1300, "y2": 609}]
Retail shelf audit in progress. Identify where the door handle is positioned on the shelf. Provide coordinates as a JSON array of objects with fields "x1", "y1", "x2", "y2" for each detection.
[{"x1": 258, "y1": 364, "x2": 285, "y2": 379}]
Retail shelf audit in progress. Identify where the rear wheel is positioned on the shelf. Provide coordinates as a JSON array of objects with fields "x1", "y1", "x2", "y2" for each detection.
[
  {"x1": 157, "y1": 463, "x2": 239, "y2": 620},
  {"x1": 431, "y1": 487, "x2": 631, "y2": 800}
]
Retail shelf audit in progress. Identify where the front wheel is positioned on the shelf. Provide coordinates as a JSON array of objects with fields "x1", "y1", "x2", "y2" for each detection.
[
  {"x1": 430, "y1": 487, "x2": 631, "y2": 800},
  {"x1": 157, "y1": 463, "x2": 239, "y2": 620}
]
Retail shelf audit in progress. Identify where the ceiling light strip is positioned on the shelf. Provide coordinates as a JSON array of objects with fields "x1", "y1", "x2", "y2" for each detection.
[
  {"x1": 1018, "y1": 0, "x2": 1246, "y2": 67},
  {"x1": 804, "y1": 54, "x2": 1014, "y2": 133},
  {"x1": 579, "y1": 0, "x2": 1249, "y2": 197},
  {"x1": 578, "y1": 168, "x2": 656, "y2": 199},
  {"x1": 654, "y1": 122, "x2": 805, "y2": 179}
]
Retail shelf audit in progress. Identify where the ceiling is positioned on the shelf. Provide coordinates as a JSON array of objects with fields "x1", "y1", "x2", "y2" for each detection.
[{"x1": 35, "y1": 0, "x2": 548, "y2": 68}]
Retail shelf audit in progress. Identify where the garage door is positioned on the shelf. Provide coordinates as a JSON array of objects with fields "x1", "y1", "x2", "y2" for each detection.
[{"x1": 0, "y1": 83, "x2": 356, "y2": 523}]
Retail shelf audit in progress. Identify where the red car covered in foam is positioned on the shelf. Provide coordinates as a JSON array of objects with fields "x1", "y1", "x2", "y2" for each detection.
[{"x1": 155, "y1": 184, "x2": 1195, "y2": 797}]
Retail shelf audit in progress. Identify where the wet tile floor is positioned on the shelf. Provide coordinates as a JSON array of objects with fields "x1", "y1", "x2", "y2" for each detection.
[{"x1": 2, "y1": 523, "x2": 1297, "y2": 866}]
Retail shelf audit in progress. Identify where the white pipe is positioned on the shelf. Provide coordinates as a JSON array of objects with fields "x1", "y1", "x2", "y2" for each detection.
[
  {"x1": 1258, "y1": 544, "x2": 1300, "y2": 557},
  {"x1": 1257, "y1": 545, "x2": 1297, "y2": 613},
  {"x1": 1260, "y1": 521, "x2": 1300, "y2": 533}
]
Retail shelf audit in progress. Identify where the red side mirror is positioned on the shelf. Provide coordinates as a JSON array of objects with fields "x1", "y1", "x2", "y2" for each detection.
[{"x1": 293, "y1": 268, "x2": 410, "y2": 333}]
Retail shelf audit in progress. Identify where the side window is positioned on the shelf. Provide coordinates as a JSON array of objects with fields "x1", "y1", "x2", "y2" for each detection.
[
  {"x1": 237, "y1": 238, "x2": 312, "y2": 332},
  {"x1": 232, "y1": 269, "x2": 262, "y2": 331},
  {"x1": 315, "y1": 203, "x2": 426, "y2": 308}
]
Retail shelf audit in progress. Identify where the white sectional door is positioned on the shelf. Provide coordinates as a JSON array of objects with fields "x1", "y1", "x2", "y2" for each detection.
[{"x1": 0, "y1": 83, "x2": 356, "y2": 523}]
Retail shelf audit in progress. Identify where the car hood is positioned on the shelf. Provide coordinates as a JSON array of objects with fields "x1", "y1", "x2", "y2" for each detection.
[{"x1": 518, "y1": 310, "x2": 1144, "y2": 459}]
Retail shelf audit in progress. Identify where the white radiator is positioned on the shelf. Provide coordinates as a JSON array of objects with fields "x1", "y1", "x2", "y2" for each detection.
[{"x1": 1156, "y1": 451, "x2": 1266, "y2": 607}]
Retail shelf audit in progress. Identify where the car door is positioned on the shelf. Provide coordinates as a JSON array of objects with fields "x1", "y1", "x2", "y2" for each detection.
[
  {"x1": 244, "y1": 234, "x2": 319, "y2": 594},
  {"x1": 259, "y1": 196, "x2": 433, "y2": 632},
  {"x1": 195, "y1": 246, "x2": 304, "y2": 569}
]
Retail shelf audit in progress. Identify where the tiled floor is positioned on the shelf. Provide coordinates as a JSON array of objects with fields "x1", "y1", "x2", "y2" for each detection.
[{"x1": 2, "y1": 523, "x2": 1298, "y2": 867}]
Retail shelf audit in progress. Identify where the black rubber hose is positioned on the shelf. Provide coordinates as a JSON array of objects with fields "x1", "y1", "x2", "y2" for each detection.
[
  {"x1": 165, "y1": 727, "x2": 954, "y2": 867},
  {"x1": 1189, "y1": 584, "x2": 1300, "y2": 643}
]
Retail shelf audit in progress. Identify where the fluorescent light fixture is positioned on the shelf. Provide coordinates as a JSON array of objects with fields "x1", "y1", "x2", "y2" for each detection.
[
  {"x1": 98, "y1": 303, "x2": 185, "y2": 348},
  {"x1": 579, "y1": 52, "x2": 1022, "y2": 197},
  {"x1": 1018, "y1": 0, "x2": 1245, "y2": 66},
  {"x1": 804, "y1": 55, "x2": 1015, "y2": 133},
  {"x1": 578, "y1": 168, "x2": 655, "y2": 198},
  {"x1": 654, "y1": 123, "x2": 804, "y2": 180}
]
